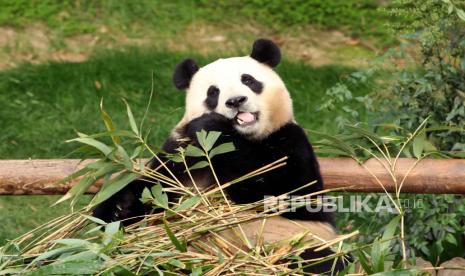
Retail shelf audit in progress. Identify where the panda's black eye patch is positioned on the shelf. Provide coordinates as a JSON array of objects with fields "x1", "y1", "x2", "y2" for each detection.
[
  {"x1": 241, "y1": 74, "x2": 263, "y2": 94},
  {"x1": 205, "y1": 85, "x2": 220, "y2": 110}
]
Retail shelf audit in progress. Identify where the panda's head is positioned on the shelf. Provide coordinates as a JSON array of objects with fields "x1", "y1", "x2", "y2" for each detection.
[{"x1": 173, "y1": 39, "x2": 293, "y2": 140}]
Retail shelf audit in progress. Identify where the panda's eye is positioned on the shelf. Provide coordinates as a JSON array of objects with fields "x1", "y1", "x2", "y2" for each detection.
[
  {"x1": 205, "y1": 85, "x2": 220, "y2": 110},
  {"x1": 241, "y1": 74, "x2": 263, "y2": 94},
  {"x1": 207, "y1": 85, "x2": 220, "y2": 97},
  {"x1": 242, "y1": 75, "x2": 254, "y2": 85}
]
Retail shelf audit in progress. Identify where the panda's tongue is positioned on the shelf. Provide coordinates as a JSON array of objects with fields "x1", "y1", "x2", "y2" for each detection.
[{"x1": 236, "y1": 112, "x2": 255, "y2": 123}]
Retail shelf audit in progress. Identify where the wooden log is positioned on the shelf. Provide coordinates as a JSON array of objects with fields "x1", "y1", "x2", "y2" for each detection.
[
  {"x1": 0, "y1": 159, "x2": 102, "y2": 195},
  {"x1": 0, "y1": 158, "x2": 464, "y2": 195},
  {"x1": 320, "y1": 158, "x2": 465, "y2": 194}
]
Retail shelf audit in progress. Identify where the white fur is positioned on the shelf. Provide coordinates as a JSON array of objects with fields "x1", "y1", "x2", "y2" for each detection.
[{"x1": 178, "y1": 56, "x2": 294, "y2": 140}]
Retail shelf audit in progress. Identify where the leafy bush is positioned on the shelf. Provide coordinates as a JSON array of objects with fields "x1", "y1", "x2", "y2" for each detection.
[
  {"x1": 381, "y1": 0, "x2": 465, "y2": 152},
  {"x1": 319, "y1": 0, "x2": 465, "y2": 265}
]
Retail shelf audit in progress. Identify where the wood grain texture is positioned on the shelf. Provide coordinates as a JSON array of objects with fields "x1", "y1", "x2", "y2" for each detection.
[{"x1": 0, "y1": 158, "x2": 464, "y2": 195}]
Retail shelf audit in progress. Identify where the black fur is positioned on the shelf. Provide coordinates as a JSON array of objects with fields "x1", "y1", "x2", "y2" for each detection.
[
  {"x1": 92, "y1": 178, "x2": 151, "y2": 225},
  {"x1": 241, "y1": 74, "x2": 263, "y2": 94},
  {"x1": 289, "y1": 247, "x2": 348, "y2": 275},
  {"x1": 205, "y1": 85, "x2": 220, "y2": 110},
  {"x1": 172, "y1": 59, "x2": 199, "y2": 89},
  {"x1": 250, "y1": 38, "x2": 281, "y2": 68}
]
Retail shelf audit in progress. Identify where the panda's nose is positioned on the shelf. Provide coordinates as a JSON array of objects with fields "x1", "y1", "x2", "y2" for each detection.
[{"x1": 225, "y1": 96, "x2": 248, "y2": 108}]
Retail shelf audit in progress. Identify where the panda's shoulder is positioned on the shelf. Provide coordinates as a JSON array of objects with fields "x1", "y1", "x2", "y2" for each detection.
[
  {"x1": 267, "y1": 122, "x2": 310, "y2": 145},
  {"x1": 275, "y1": 122, "x2": 307, "y2": 136}
]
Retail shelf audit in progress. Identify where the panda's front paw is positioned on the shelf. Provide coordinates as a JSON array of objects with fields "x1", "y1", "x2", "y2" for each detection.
[
  {"x1": 93, "y1": 187, "x2": 148, "y2": 226},
  {"x1": 185, "y1": 112, "x2": 233, "y2": 138}
]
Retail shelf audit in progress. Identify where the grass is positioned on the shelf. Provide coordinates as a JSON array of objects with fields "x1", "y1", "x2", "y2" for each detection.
[
  {"x1": 0, "y1": 0, "x2": 196, "y2": 36},
  {"x1": 0, "y1": 48, "x2": 371, "y2": 245},
  {"x1": 0, "y1": 196, "x2": 91, "y2": 246},
  {"x1": 0, "y1": 0, "x2": 383, "y2": 249},
  {"x1": 0, "y1": 0, "x2": 391, "y2": 40}
]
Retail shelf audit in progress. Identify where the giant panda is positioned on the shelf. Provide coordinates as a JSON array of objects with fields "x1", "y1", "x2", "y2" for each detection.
[{"x1": 94, "y1": 39, "x2": 348, "y2": 274}]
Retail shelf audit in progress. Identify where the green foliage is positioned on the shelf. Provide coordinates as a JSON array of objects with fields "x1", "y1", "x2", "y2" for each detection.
[
  {"x1": 320, "y1": 0, "x2": 465, "y2": 264},
  {"x1": 378, "y1": 3, "x2": 465, "y2": 264},
  {"x1": 406, "y1": 194, "x2": 465, "y2": 265},
  {"x1": 357, "y1": 216, "x2": 401, "y2": 274},
  {"x1": 313, "y1": 120, "x2": 465, "y2": 267},
  {"x1": 375, "y1": 0, "x2": 465, "y2": 152}
]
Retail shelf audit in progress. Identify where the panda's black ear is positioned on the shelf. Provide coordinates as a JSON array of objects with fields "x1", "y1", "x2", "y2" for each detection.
[
  {"x1": 172, "y1": 59, "x2": 199, "y2": 90},
  {"x1": 250, "y1": 39, "x2": 281, "y2": 68}
]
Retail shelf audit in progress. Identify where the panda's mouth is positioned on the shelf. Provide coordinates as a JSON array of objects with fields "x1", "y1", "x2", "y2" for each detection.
[{"x1": 234, "y1": 112, "x2": 259, "y2": 126}]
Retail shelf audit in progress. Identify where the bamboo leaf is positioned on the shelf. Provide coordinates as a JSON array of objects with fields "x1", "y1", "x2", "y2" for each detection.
[
  {"x1": 67, "y1": 137, "x2": 112, "y2": 156},
  {"x1": 140, "y1": 187, "x2": 153, "y2": 204},
  {"x1": 92, "y1": 173, "x2": 139, "y2": 206},
  {"x1": 32, "y1": 247, "x2": 79, "y2": 263},
  {"x1": 345, "y1": 124, "x2": 380, "y2": 141},
  {"x1": 103, "y1": 221, "x2": 121, "y2": 246},
  {"x1": 57, "y1": 166, "x2": 91, "y2": 185},
  {"x1": 204, "y1": 131, "x2": 221, "y2": 151},
  {"x1": 188, "y1": 161, "x2": 209, "y2": 171},
  {"x1": 168, "y1": 259, "x2": 186, "y2": 269},
  {"x1": 196, "y1": 130, "x2": 208, "y2": 149},
  {"x1": 77, "y1": 130, "x2": 137, "y2": 139},
  {"x1": 130, "y1": 145, "x2": 143, "y2": 159},
  {"x1": 54, "y1": 177, "x2": 94, "y2": 206},
  {"x1": 209, "y1": 142, "x2": 235, "y2": 158},
  {"x1": 174, "y1": 196, "x2": 201, "y2": 212},
  {"x1": 151, "y1": 184, "x2": 168, "y2": 209},
  {"x1": 85, "y1": 226, "x2": 103, "y2": 235},
  {"x1": 55, "y1": 162, "x2": 117, "y2": 206},
  {"x1": 53, "y1": 239, "x2": 93, "y2": 247},
  {"x1": 356, "y1": 250, "x2": 373, "y2": 274},
  {"x1": 55, "y1": 250, "x2": 98, "y2": 264},
  {"x1": 412, "y1": 134, "x2": 425, "y2": 159},
  {"x1": 28, "y1": 260, "x2": 104, "y2": 275},
  {"x1": 115, "y1": 145, "x2": 133, "y2": 170},
  {"x1": 185, "y1": 144, "x2": 205, "y2": 157},
  {"x1": 306, "y1": 129, "x2": 356, "y2": 156},
  {"x1": 82, "y1": 215, "x2": 107, "y2": 225},
  {"x1": 163, "y1": 219, "x2": 187, "y2": 252},
  {"x1": 100, "y1": 99, "x2": 120, "y2": 145},
  {"x1": 190, "y1": 267, "x2": 203, "y2": 276},
  {"x1": 380, "y1": 215, "x2": 400, "y2": 253},
  {"x1": 122, "y1": 98, "x2": 139, "y2": 136}
]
